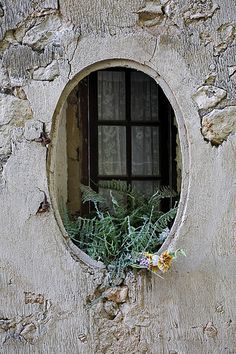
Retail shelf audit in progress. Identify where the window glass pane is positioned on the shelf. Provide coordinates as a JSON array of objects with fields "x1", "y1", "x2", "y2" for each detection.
[
  {"x1": 97, "y1": 71, "x2": 126, "y2": 121},
  {"x1": 132, "y1": 127, "x2": 160, "y2": 175},
  {"x1": 98, "y1": 126, "x2": 126, "y2": 175},
  {"x1": 131, "y1": 71, "x2": 159, "y2": 121},
  {"x1": 132, "y1": 181, "x2": 160, "y2": 197}
]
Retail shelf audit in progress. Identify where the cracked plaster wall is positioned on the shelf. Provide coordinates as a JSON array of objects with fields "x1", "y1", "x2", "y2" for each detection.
[{"x1": 0, "y1": 1, "x2": 236, "y2": 353}]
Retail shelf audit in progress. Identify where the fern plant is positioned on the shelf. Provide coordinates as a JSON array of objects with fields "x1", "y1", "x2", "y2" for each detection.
[{"x1": 64, "y1": 181, "x2": 178, "y2": 281}]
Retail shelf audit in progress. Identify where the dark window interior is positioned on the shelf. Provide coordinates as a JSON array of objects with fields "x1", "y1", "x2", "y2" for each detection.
[{"x1": 77, "y1": 68, "x2": 177, "y2": 213}]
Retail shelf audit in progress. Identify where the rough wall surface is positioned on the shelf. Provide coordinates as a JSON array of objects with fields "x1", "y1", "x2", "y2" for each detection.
[{"x1": 0, "y1": 1, "x2": 236, "y2": 353}]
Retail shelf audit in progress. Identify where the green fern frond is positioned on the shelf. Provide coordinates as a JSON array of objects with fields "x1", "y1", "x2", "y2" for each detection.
[
  {"x1": 154, "y1": 207, "x2": 177, "y2": 232},
  {"x1": 80, "y1": 184, "x2": 105, "y2": 205},
  {"x1": 149, "y1": 186, "x2": 177, "y2": 205},
  {"x1": 99, "y1": 180, "x2": 132, "y2": 194},
  {"x1": 65, "y1": 181, "x2": 178, "y2": 284}
]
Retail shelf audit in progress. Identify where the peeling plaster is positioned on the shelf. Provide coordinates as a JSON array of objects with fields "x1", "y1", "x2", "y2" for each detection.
[
  {"x1": 36, "y1": 190, "x2": 50, "y2": 213},
  {"x1": 24, "y1": 291, "x2": 45, "y2": 304},
  {"x1": 137, "y1": 2, "x2": 164, "y2": 27},
  {"x1": 33, "y1": 60, "x2": 59, "y2": 81},
  {"x1": 24, "y1": 120, "x2": 44, "y2": 141},
  {"x1": 0, "y1": 93, "x2": 32, "y2": 126},
  {"x1": 183, "y1": 1, "x2": 219, "y2": 24},
  {"x1": 88, "y1": 272, "x2": 149, "y2": 353},
  {"x1": 0, "y1": 93, "x2": 33, "y2": 184},
  {"x1": 214, "y1": 23, "x2": 236, "y2": 56},
  {"x1": 136, "y1": 0, "x2": 182, "y2": 33},
  {"x1": 203, "y1": 321, "x2": 218, "y2": 338},
  {"x1": 2, "y1": 15, "x2": 76, "y2": 84},
  {"x1": 0, "y1": 298, "x2": 53, "y2": 344},
  {"x1": 204, "y1": 73, "x2": 217, "y2": 85},
  {"x1": 0, "y1": 1, "x2": 59, "y2": 41}
]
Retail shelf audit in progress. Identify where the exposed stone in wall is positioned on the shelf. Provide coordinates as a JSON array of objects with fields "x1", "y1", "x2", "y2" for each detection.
[
  {"x1": 192, "y1": 82, "x2": 236, "y2": 145},
  {"x1": 0, "y1": 61, "x2": 10, "y2": 89},
  {"x1": 24, "y1": 292, "x2": 45, "y2": 305},
  {"x1": 22, "y1": 16, "x2": 62, "y2": 50},
  {"x1": 0, "y1": 93, "x2": 32, "y2": 126},
  {"x1": 33, "y1": 60, "x2": 59, "y2": 81},
  {"x1": 24, "y1": 120, "x2": 44, "y2": 141},
  {"x1": 201, "y1": 106, "x2": 236, "y2": 145},
  {"x1": 179, "y1": 20, "x2": 236, "y2": 61},
  {"x1": 137, "y1": 2, "x2": 164, "y2": 28},
  {"x1": 0, "y1": 0, "x2": 59, "y2": 41},
  {"x1": 88, "y1": 272, "x2": 149, "y2": 354},
  {"x1": 183, "y1": 0, "x2": 219, "y2": 24},
  {"x1": 0, "y1": 60, "x2": 27, "y2": 97},
  {"x1": 2, "y1": 44, "x2": 57, "y2": 85},
  {"x1": 0, "y1": 93, "x2": 32, "y2": 160},
  {"x1": 203, "y1": 321, "x2": 218, "y2": 338},
  {"x1": 0, "y1": 297, "x2": 53, "y2": 344},
  {"x1": 137, "y1": 0, "x2": 181, "y2": 33},
  {"x1": 0, "y1": 93, "x2": 32, "y2": 183},
  {"x1": 199, "y1": 31, "x2": 212, "y2": 46},
  {"x1": 214, "y1": 23, "x2": 236, "y2": 56},
  {"x1": 192, "y1": 85, "x2": 227, "y2": 110},
  {"x1": 1, "y1": 14, "x2": 77, "y2": 85},
  {"x1": 204, "y1": 72, "x2": 217, "y2": 85}
]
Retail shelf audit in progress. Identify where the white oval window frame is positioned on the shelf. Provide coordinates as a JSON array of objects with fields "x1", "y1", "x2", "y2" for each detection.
[{"x1": 48, "y1": 59, "x2": 189, "y2": 268}]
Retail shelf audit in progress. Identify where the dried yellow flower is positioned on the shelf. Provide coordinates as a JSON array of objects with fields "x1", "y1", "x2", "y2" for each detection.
[{"x1": 157, "y1": 251, "x2": 173, "y2": 272}]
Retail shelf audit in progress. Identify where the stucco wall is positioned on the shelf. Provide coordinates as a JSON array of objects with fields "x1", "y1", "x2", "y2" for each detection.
[{"x1": 0, "y1": 1, "x2": 236, "y2": 353}]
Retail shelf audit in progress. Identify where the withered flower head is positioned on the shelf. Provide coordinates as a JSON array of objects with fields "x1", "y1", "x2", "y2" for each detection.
[{"x1": 157, "y1": 251, "x2": 173, "y2": 273}]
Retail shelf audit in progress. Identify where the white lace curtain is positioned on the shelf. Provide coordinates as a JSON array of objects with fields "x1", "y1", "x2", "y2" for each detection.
[{"x1": 97, "y1": 71, "x2": 160, "y2": 196}]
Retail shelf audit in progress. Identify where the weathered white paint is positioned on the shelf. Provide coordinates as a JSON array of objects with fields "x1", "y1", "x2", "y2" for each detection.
[{"x1": 0, "y1": 1, "x2": 236, "y2": 353}]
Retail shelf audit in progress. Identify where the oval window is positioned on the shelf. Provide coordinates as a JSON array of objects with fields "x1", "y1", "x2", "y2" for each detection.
[{"x1": 54, "y1": 67, "x2": 181, "y2": 275}]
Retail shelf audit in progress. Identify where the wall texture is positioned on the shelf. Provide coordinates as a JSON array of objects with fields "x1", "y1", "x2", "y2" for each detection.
[{"x1": 0, "y1": 1, "x2": 236, "y2": 353}]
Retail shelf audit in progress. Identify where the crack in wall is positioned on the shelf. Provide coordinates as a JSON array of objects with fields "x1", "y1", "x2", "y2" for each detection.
[{"x1": 67, "y1": 32, "x2": 80, "y2": 79}]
